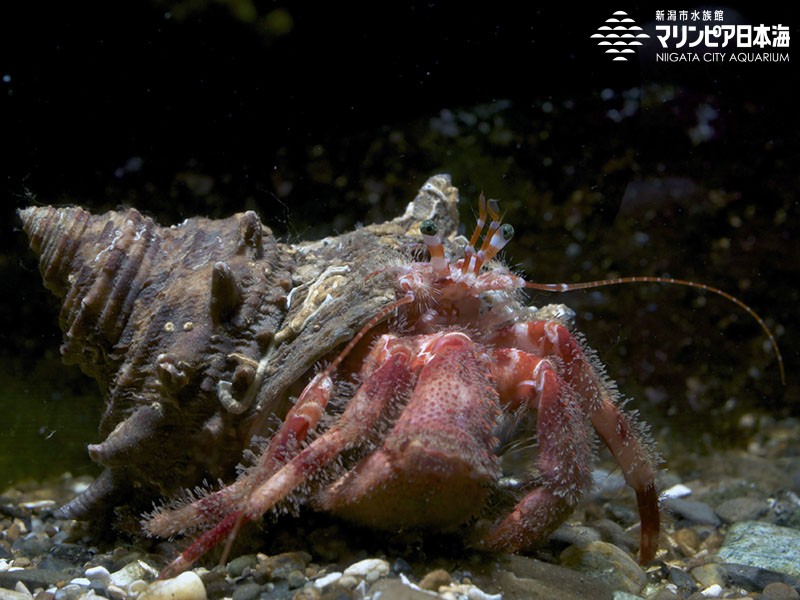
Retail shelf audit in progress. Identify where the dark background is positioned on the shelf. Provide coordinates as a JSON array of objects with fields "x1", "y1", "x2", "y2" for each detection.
[{"x1": 1, "y1": 2, "x2": 797, "y2": 485}]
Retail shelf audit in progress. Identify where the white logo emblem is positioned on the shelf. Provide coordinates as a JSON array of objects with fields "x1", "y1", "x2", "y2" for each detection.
[{"x1": 591, "y1": 10, "x2": 651, "y2": 61}]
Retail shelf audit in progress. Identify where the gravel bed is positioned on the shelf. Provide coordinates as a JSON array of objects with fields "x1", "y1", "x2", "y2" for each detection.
[{"x1": 2, "y1": 418, "x2": 799, "y2": 600}]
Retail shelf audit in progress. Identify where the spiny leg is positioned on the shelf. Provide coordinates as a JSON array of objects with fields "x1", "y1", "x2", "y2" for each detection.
[
  {"x1": 157, "y1": 337, "x2": 415, "y2": 578},
  {"x1": 142, "y1": 373, "x2": 336, "y2": 540},
  {"x1": 146, "y1": 290, "x2": 414, "y2": 538},
  {"x1": 492, "y1": 322, "x2": 660, "y2": 563},
  {"x1": 483, "y1": 348, "x2": 593, "y2": 552}
]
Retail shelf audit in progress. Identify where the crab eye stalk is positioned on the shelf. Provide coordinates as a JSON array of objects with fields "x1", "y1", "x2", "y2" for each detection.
[
  {"x1": 419, "y1": 219, "x2": 448, "y2": 276},
  {"x1": 420, "y1": 220, "x2": 438, "y2": 237},
  {"x1": 487, "y1": 222, "x2": 514, "y2": 256}
]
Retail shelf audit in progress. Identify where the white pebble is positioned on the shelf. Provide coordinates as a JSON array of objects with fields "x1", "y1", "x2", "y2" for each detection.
[
  {"x1": 14, "y1": 582, "x2": 32, "y2": 599},
  {"x1": 128, "y1": 580, "x2": 148, "y2": 595},
  {"x1": 69, "y1": 577, "x2": 91, "y2": 587},
  {"x1": 662, "y1": 483, "x2": 692, "y2": 499},
  {"x1": 106, "y1": 585, "x2": 127, "y2": 600},
  {"x1": 701, "y1": 584, "x2": 723, "y2": 598},
  {"x1": 313, "y1": 572, "x2": 343, "y2": 589},
  {"x1": 85, "y1": 565, "x2": 112, "y2": 584},
  {"x1": 343, "y1": 558, "x2": 390, "y2": 583},
  {"x1": 0, "y1": 559, "x2": 9, "y2": 573},
  {"x1": 0, "y1": 587, "x2": 33, "y2": 600},
  {"x1": 138, "y1": 571, "x2": 206, "y2": 600}
]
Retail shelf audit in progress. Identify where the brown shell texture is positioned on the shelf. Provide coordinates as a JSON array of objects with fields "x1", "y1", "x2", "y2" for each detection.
[{"x1": 18, "y1": 174, "x2": 460, "y2": 525}]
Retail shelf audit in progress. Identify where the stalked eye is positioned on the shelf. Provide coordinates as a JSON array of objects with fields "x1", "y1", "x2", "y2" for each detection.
[
  {"x1": 500, "y1": 223, "x2": 514, "y2": 241},
  {"x1": 420, "y1": 220, "x2": 438, "y2": 236}
]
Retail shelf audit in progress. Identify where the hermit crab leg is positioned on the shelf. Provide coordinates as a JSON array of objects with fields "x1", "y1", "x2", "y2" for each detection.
[
  {"x1": 491, "y1": 322, "x2": 660, "y2": 563},
  {"x1": 483, "y1": 348, "x2": 593, "y2": 553},
  {"x1": 157, "y1": 337, "x2": 414, "y2": 578}
]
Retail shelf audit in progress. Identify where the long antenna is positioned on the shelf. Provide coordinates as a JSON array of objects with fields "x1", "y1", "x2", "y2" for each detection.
[{"x1": 525, "y1": 276, "x2": 786, "y2": 386}]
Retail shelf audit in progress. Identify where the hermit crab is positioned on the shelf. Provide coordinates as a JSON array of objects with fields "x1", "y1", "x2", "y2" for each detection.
[{"x1": 19, "y1": 175, "x2": 783, "y2": 579}]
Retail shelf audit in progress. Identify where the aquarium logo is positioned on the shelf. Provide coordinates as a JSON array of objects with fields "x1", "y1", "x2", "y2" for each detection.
[{"x1": 591, "y1": 10, "x2": 651, "y2": 62}]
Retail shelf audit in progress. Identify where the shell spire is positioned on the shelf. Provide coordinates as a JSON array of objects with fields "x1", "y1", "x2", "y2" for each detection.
[{"x1": 17, "y1": 205, "x2": 292, "y2": 519}]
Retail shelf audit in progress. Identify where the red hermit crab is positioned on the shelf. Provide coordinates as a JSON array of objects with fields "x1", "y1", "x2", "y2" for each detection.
[{"x1": 142, "y1": 192, "x2": 783, "y2": 578}]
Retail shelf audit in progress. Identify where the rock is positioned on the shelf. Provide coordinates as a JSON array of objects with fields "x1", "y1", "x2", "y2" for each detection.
[
  {"x1": 255, "y1": 551, "x2": 312, "y2": 581},
  {"x1": 287, "y1": 570, "x2": 307, "y2": 589},
  {"x1": 487, "y1": 554, "x2": 615, "y2": 600},
  {"x1": 715, "y1": 497, "x2": 768, "y2": 523},
  {"x1": 690, "y1": 563, "x2": 727, "y2": 588},
  {"x1": 418, "y1": 568, "x2": 451, "y2": 591},
  {"x1": 672, "y1": 528, "x2": 700, "y2": 557},
  {"x1": 230, "y1": 581, "x2": 261, "y2": 600},
  {"x1": 718, "y1": 521, "x2": 800, "y2": 578},
  {"x1": 52, "y1": 585, "x2": 82, "y2": 600},
  {"x1": 0, "y1": 586, "x2": 34, "y2": 600},
  {"x1": 390, "y1": 558, "x2": 412, "y2": 575},
  {"x1": 667, "y1": 566, "x2": 696, "y2": 593},
  {"x1": 762, "y1": 582, "x2": 800, "y2": 600},
  {"x1": 0, "y1": 569, "x2": 66, "y2": 591},
  {"x1": 226, "y1": 555, "x2": 257, "y2": 578},
  {"x1": 550, "y1": 522, "x2": 602, "y2": 548},
  {"x1": 138, "y1": 571, "x2": 206, "y2": 600},
  {"x1": 560, "y1": 541, "x2": 647, "y2": 595},
  {"x1": 84, "y1": 566, "x2": 111, "y2": 586},
  {"x1": 662, "y1": 498, "x2": 721, "y2": 526},
  {"x1": 722, "y1": 562, "x2": 800, "y2": 592}
]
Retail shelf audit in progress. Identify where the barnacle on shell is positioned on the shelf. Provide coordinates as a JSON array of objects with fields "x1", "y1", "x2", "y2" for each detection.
[{"x1": 18, "y1": 175, "x2": 460, "y2": 526}]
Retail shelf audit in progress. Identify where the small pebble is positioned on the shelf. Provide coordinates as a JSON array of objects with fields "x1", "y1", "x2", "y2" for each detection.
[
  {"x1": 700, "y1": 583, "x2": 723, "y2": 597},
  {"x1": 53, "y1": 585, "x2": 83, "y2": 600},
  {"x1": 690, "y1": 563, "x2": 727, "y2": 588},
  {"x1": 0, "y1": 587, "x2": 34, "y2": 600},
  {"x1": 105, "y1": 585, "x2": 127, "y2": 600},
  {"x1": 287, "y1": 570, "x2": 307, "y2": 589},
  {"x1": 715, "y1": 497, "x2": 768, "y2": 523},
  {"x1": 390, "y1": 558, "x2": 412, "y2": 575},
  {"x1": 84, "y1": 566, "x2": 111, "y2": 585},
  {"x1": 418, "y1": 569, "x2": 451, "y2": 591},
  {"x1": 668, "y1": 566, "x2": 696, "y2": 592},
  {"x1": 763, "y1": 581, "x2": 800, "y2": 600},
  {"x1": 663, "y1": 498, "x2": 721, "y2": 526},
  {"x1": 230, "y1": 581, "x2": 261, "y2": 600},
  {"x1": 662, "y1": 483, "x2": 693, "y2": 498},
  {"x1": 256, "y1": 551, "x2": 312, "y2": 581},
  {"x1": 343, "y1": 558, "x2": 390, "y2": 583},
  {"x1": 4, "y1": 523, "x2": 23, "y2": 544},
  {"x1": 560, "y1": 541, "x2": 646, "y2": 595},
  {"x1": 128, "y1": 580, "x2": 148, "y2": 595},
  {"x1": 138, "y1": 571, "x2": 206, "y2": 600},
  {"x1": 226, "y1": 555, "x2": 257, "y2": 578},
  {"x1": 673, "y1": 527, "x2": 700, "y2": 556},
  {"x1": 313, "y1": 572, "x2": 342, "y2": 589}
]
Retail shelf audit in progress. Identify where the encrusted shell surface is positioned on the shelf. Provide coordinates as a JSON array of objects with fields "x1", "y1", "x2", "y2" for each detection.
[{"x1": 18, "y1": 175, "x2": 459, "y2": 524}]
